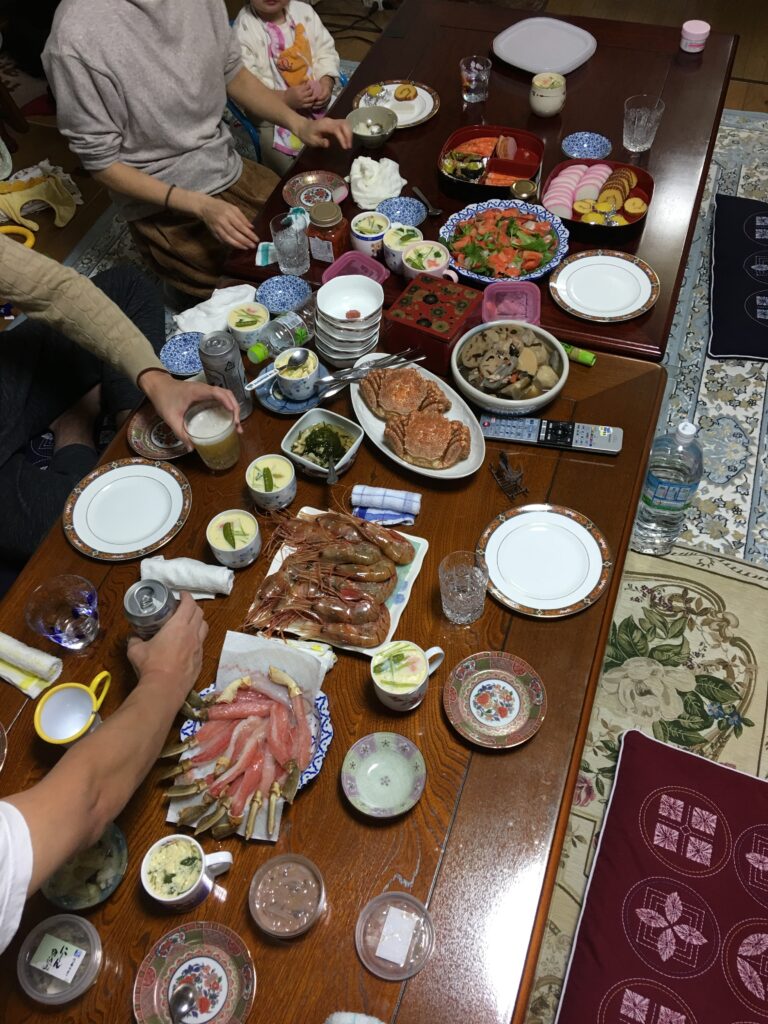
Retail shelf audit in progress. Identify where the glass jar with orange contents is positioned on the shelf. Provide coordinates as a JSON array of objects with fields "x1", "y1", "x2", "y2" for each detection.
[{"x1": 307, "y1": 202, "x2": 349, "y2": 263}]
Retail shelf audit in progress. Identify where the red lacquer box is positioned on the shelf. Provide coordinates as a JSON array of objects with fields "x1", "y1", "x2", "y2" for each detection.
[{"x1": 382, "y1": 274, "x2": 483, "y2": 375}]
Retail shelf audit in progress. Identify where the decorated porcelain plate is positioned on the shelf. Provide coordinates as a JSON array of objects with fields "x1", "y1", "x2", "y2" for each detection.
[
  {"x1": 266, "y1": 506, "x2": 428, "y2": 656},
  {"x1": 253, "y1": 359, "x2": 330, "y2": 416},
  {"x1": 127, "y1": 407, "x2": 187, "y2": 460},
  {"x1": 282, "y1": 170, "x2": 349, "y2": 210},
  {"x1": 341, "y1": 732, "x2": 426, "y2": 817},
  {"x1": 63, "y1": 458, "x2": 192, "y2": 561},
  {"x1": 548, "y1": 249, "x2": 660, "y2": 322},
  {"x1": 353, "y1": 81, "x2": 440, "y2": 129},
  {"x1": 160, "y1": 332, "x2": 203, "y2": 377},
  {"x1": 350, "y1": 354, "x2": 486, "y2": 481},
  {"x1": 256, "y1": 275, "x2": 313, "y2": 314},
  {"x1": 444, "y1": 651, "x2": 547, "y2": 749},
  {"x1": 478, "y1": 503, "x2": 612, "y2": 617},
  {"x1": 439, "y1": 199, "x2": 570, "y2": 284},
  {"x1": 133, "y1": 921, "x2": 255, "y2": 1024}
]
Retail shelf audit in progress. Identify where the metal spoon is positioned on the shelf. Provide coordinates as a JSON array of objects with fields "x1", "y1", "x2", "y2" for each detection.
[
  {"x1": 412, "y1": 186, "x2": 443, "y2": 217},
  {"x1": 245, "y1": 348, "x2": 310, "y2": 391},
  {"x1": 169, "y1": 983, "x2": 196, "y2": 1024},
  {"x1": 325, "y1": 449, "x2": 339, "y2": 486},
  {"x1": 365, "y1": 119, "x2": 384, "y2": 136}
]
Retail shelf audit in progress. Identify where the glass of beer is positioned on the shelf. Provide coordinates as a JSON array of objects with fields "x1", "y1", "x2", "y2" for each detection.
[{"x1": 183, "y1": 400, "x2": 240, "y2": 471}]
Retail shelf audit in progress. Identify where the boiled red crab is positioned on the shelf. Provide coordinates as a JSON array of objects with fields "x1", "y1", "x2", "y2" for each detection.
[
  {"x1": 359, "y1": 366, "x2": 451, "y2": 419},
  {"x1": 384, "y1": 410, "x2": 471, "y2": 469}
]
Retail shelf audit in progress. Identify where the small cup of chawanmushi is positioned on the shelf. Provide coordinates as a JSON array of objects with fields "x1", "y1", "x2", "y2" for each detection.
[{"x1": 246, "y1": 454, "x2": 297, "y2": 512}]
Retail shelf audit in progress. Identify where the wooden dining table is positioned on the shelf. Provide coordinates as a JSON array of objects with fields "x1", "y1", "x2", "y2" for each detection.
[
  {"x1": 0, "y1": 347, "x2": 664, "y2": 1024},
  {"x1": 224, "y1": 0, "x2": 736, "y2": 362}
]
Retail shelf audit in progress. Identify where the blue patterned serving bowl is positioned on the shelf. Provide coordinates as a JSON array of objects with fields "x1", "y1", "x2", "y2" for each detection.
[
  {"x1": 376, "y1": 197, "x2": 428, "y2": 227},
  {"x1": 561, "y1": 131, "x2": 612, "y2": 159},
  {"x1": 257, "y1": 274, "x2": 312, "y2": 314},
  {"x1": 159, "y1": 332, "x2": 203, "y2": 376},
  {"x1": 439, "y1": 199, "x2": 570, "y2": 284}
]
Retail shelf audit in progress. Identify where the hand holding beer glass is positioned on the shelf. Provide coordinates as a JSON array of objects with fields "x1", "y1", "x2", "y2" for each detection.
[{"x1": 183, "y1": 400, "x2": 240, "y2": 471}]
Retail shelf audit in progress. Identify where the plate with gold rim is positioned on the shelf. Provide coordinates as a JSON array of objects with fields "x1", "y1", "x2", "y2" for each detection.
[
  {"x1": 127, "y1": 407, "x2": 187, "y2": 460},
  {"x1": 443, "y1": 651, "x2": 547, "y2": 749},
  {"x1": 353, "y1": 80, "x2": 440, "y2": 129},
  {"x1": 548, "y1": 249, "x2": 660, "y2": 322},
  {"x1": 63, "y1": 458, "x2": 192, "y2": 561},
  {"x1": 282, "y1": 170, "x2": 349, "y2": 210},
  {"x1": 477, "y1": 503, "x2": 612, "y2": 617}
]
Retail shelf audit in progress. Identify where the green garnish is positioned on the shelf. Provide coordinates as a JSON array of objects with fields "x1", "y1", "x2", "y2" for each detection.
[
  {"x1": 180, "y1": 856, "x2": 200, "y2": 867},
  {"x1": 294, "y1": 326, "x2": 309, "y2": 345},
  {"x1": 163, "y1": 872, "x2": 176, "y2": 884},
  {"x1": 235, "y1": 314, "x2": 265, "y2": 328},
  {"x1": 221, "y1": 520, "x2": 249, "y2": 550},
  {"x1": 262, "y1": 467, "x2": 274, "y2": 492}
]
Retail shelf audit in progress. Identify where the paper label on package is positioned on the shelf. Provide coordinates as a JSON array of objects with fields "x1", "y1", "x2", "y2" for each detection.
[
  {"x1": 30, "y1": 933, "x2": 86, "y2": 983},
  {"x1": 375, "y1": 906, "x2": 418, "y2": 966}
]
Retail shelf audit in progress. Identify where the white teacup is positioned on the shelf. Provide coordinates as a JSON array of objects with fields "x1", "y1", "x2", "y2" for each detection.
[
  {"x1": 141, "y1": 834, "x2": 232, "y2": 911},
  {"x1": 383, "y1": 223, "x2": 424, "y2": 274},
  {"x1": 246, "y1": 454, "x2": 297, "y2": 511},
  {"x1": 275, "y1": 347, "x2": 319, "y2": 401},
  {"x1": 207, "y1": 509, "x2": 261, "y2": 568},
  {"x1": 401, "y1": 240, "x2": 458, "y2": 282},
  {"x1": 350, "y1": 211, "x2": 390, "y2": 257},
  {"x1": 530, "y1": 72, "x2": 566, "y2": 117},
  {"x1": 370, "y1": 640, "x2": 445, "y2": 711}
]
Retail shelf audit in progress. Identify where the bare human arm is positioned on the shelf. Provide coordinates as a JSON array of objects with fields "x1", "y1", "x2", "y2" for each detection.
[
  {"x1": 91, "y1": 163, "x2": 259, "y2": 250},
  {"x1": 6, "y1": 594, "x2": 207, "y2": 893}
]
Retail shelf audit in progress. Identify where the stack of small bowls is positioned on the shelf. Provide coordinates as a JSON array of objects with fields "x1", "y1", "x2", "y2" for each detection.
[{"x1": 314, "y1": 275, "x2": 384, "y2": 368}]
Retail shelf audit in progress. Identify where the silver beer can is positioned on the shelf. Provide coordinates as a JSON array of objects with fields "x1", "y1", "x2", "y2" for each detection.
[
  {"x1": 124, "y1": 580, "x2": 179, "y2": 639},
  {"x1": 199, "y1": 330, "x2": 253, "y2": 420}
]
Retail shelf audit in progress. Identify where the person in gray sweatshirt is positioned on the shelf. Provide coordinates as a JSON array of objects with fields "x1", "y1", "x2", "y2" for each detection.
[{"x1": 43, "y1": 0, "x2": 352, "y2": 297}]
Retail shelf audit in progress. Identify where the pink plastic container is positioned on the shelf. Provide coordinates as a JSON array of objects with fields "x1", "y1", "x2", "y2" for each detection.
[
  {"x1": 680, "y1": 20, "x2": 710, "y2": 53},
  {"x1": 481, "y1": 281, "x2": 541, "y2": 324},
  {"x1": 321, "y1": 250, "x2": 390, "y2": 285}
]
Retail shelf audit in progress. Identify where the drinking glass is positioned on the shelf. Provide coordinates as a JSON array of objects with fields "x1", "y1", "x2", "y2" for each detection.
[
  {"x1": 439, "y1": 551, "x2": 489, "y2": 625},
  {"x1": 183, "y1": 399, "x2": 240, "y2": 471},
  {"x1": 623, "y1": 94, "x2": 665, "y2": 153},
  {"x1": 460, "y1": 55, "x2": 492, "y2": 103},
  {"x1": 271, "y1": 214, "x2": 311, "y2": 276},
  {"x1": 26, "y1": 574, "x2": 99, "y2": 650}
]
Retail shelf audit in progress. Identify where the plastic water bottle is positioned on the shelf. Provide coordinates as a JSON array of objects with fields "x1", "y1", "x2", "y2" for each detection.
[
  {"x1": 247, "y1": 295, "x2": 316, "y2": 364},
  {"x1": 631, "y1": 421, "x2": 703, "y2": 555}
]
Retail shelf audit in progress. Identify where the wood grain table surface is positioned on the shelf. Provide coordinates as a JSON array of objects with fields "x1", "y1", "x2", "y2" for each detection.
[
  {"x1": 0, "y1": 348, "x2": 664, "y2": 1024},
  {"x1": 224, "y1": 0, "x2": 736, "y2": 362}
]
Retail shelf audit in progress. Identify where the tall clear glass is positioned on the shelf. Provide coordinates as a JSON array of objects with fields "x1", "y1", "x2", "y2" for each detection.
[
  {"x1": 460, "y1": 56, "x2": 492, "y2": 103},
  {"x1": 271, "y1": 214, "x2": 311, "y2": 276},
  {"x1": 439, "y1": 551, "x2": 489, "y2": 625},
  {"x1": 623, "y1": 94, "x2": 665, "y2": 153},
  {"x1": 26, "y1": 574, "x2": 99, "y2": 650},
  {"x1": 184, "y1": 400, "x2": 240, "y2": 471}
]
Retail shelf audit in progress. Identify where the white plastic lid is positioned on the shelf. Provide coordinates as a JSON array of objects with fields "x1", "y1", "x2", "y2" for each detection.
[
  {"x1": 675, "y1": 421, "x2": 698, "y2": 444},
  {"x1": 17, "y1": 914, "x2": 102, "y2": 1004},
  {"x1": 681, "y1": 20, "x2": 710, "y2": 39}
]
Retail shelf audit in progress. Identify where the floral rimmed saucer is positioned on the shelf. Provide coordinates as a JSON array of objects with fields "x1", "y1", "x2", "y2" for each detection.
[
  {"x1": 133, "y1": 921, "x2": 255, "y2": 1024},
  {"x1": 341, "y1": 732, "x2": 426, "y2": 817},
  {"x1": 443, "y1": 651, "x2": 547, "y2": 749},
  {"x1": 127, "y1": 407, "x2": 187, "y2": 460}
]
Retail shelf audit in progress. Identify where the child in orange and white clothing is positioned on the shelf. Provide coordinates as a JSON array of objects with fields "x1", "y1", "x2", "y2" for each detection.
[{"x1": 234, "y1": 0, "x2": 341, "y2": 174}]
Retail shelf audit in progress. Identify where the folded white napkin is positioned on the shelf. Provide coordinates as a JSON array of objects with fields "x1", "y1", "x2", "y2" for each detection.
[
  {"x1": 173, "y1": 284, "x2": 256, "y2": 336},
  {"x1": 349, "y1": 156, "x2": 406, "y2": 210},
  {"x1": 324, "y1": 1015, "x2": 386, "y2": 1024},
  {"x1": 0, "y1": 631, "x2": 63, "y2": 698},
  {"x1": 351, "y1": 484, "x2": 421, "y2": 525},
  {"x1": 140, "y1": 556, "x2": 234, "y2": 600}
]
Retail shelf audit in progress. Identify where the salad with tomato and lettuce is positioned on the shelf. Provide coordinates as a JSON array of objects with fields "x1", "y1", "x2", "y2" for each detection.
[{"x1": 446, "y1": 206, "x2": 559, "y2": 279}]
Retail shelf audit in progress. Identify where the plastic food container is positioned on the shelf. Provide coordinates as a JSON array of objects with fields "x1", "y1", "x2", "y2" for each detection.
[
  {"x1": 680, "y1": 19, "x2": 710, "y2": 52},
  {"x1": 482, "y1": 281, "x2": 541, "y2": 324},
  {"x1": 321, "y1": 250, "x2": 390, "y2": 285},
  {"x1": 17, "y1": 914, "x2": 102, "y2": 1005},
  {"x1": 355, "y1": 892, "x2": 434, "y2": 980},
  {"x1": 249, "y1": 854, "x2": 326, "y2": 938}
]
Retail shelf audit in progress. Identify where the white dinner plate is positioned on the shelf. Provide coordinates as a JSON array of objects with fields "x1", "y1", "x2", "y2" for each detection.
[
  {"x1": 492, "y1": 17, "x2": 597, "y2": 74},
  {"x1": 477, "y1": 504, "x2": 612, "y2": 617},
  {"x1": 352, "y1": 81, "x2": 440, "y2": 129},
  {"x1": 350, "y1": 354, "x2": 486, "y2": 480},
  {"x1": 63, "y1": 458, "x2": 192, "y2": 561},
  {"x1": 548, "y1": 249, "x2": 660, "y2": 322}
]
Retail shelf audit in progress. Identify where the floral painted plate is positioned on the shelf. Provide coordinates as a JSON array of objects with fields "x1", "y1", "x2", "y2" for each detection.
[
  {"x1": 282, "y1": 170, "x2": 349, "y2": 210},
  {"x1": 443, "y1": 651, "x2": 547, "y2": 749},
  {"x1": 127, "y1": 407, "x2": 187, "y2": 460},
  {"x1": 341, "y1": 732, "x2": 426, "y2": 817},
  {"x1": 133, "y1": 921, "x2": 255, "y2": 1024}
]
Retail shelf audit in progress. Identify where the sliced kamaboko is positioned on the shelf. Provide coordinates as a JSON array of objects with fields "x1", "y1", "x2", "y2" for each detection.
[
  {"x1": 574, "y1": 182, "x2": 601, "y2": 201},
  {"x1": 546, "y1": 201, "x2": 572, "y2": 218}
]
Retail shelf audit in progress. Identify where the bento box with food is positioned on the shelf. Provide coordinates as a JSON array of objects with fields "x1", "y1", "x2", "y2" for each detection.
[
  {"x1": 540, "y1": 159, "x2": 654, "y2": 240},
  {"x1": 438, "y1": 126, "x2": 545, "y2": 200}
]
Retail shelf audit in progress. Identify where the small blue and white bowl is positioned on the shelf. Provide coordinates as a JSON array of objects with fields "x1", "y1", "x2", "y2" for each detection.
[
  {"x1": 256, "y1": 275, "x2": 312, "y2": 315},
  {"x1": 160, "y1": 332, "x2": 203, "y2": 377},
  {"x1": 376, "y1": 197, "x2": 427, "y2": 227},
  {"x1": 561, "y1": 132, "x2": 612, "y2": 159}
]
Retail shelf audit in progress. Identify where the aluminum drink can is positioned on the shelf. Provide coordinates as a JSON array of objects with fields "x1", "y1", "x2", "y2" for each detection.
[
  {"x1": 124, "y1": 580, "x2": 179, "y2": 639},
  {"x1": 199, "y1": 330, "x2": 253, "y2": 420}
]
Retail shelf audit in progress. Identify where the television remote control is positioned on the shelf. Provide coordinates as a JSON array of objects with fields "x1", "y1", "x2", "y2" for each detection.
[{"x1": 478, "y1": 415, "x2": 624, "y2": 455}]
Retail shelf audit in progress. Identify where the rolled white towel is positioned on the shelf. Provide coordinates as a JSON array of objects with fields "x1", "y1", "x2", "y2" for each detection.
[
  {"x1": 324, "y1": 1015, "x2": 387, "y2": 1024},
  {"x1": 140, "y1": 556, "x2": 234, "y2": 600},
  {"x1": 0, "y1": 631, "x2": 63, "y2": 698}
]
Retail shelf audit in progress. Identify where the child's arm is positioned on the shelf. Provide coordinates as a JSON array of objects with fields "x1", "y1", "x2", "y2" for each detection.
[{"x1": 233, "y1": 9, "x2": 277, "y2": 90}]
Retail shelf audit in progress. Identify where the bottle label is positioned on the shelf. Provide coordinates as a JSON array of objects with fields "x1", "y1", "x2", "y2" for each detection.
[
  {"x1": 641, "y1": 472, "x2": 699, "y2": 512},
  {"x1": 309, "y1": 236, "x2": 335, "y2": 262}
]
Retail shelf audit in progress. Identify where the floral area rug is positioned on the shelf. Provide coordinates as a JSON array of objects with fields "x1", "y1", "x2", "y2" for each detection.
[{"x1": 525, "y1": 544, "x2": 768, "y2": 1023}]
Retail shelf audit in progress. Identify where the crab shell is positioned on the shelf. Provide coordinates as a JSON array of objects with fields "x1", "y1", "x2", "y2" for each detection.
[
  {"x1": 384, "y1": 411, "x2": 471, "y2": 469},
  {"x1": 359, "y1": 367, "x2": 451, "y2": 420}
]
